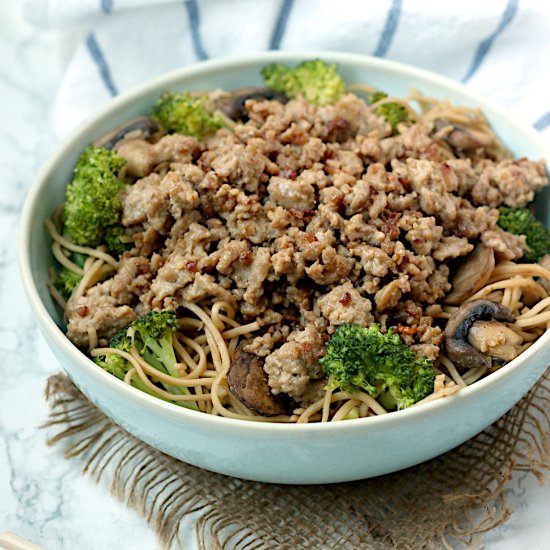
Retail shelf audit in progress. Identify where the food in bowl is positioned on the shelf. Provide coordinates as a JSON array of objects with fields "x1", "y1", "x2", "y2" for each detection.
[{"x1": 46, "y1": 59, "x2": 550, "y2": 424}]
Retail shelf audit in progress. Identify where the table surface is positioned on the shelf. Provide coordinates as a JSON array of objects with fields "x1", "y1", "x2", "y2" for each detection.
[{"x1": 1, "y1": 3, "x2": 550, "y2": 549}]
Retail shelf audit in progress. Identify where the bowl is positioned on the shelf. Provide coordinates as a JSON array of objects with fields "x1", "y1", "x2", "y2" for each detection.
[{"x1": 19, "y1": 51, "x2": 550, "y2": 484}]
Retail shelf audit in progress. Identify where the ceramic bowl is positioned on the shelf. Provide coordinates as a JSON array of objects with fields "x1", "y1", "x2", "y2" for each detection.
[{"x1": 19, "y1": 51, "x2": 550, "y2": 484}]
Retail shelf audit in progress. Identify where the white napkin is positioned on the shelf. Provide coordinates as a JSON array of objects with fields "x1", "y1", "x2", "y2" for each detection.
[{"x1": 24, "y1": 0, "x2": 550, "y2": 139}]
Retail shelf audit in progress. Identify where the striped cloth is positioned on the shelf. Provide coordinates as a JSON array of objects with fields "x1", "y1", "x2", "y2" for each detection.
[{"x1": 24, "y1": 0, "x2": 550, "y2": 140}]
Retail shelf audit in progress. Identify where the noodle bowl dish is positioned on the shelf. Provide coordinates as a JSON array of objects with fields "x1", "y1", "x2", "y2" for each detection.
[{"x1": 20, "y1": 52, "x2": 550, "y2": 483}]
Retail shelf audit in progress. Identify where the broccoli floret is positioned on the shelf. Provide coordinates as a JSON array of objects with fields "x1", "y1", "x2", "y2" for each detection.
[
  {"x1": 94, "y1": 329, "x2": 167, "y2": 400},
  {"x1": 55, "y1": 267, "x2": 82, "y2": 301},
  {"x1": 131, "y1": 310, "x2": 199, "y2": 410},
  {"x1": 104, "y1": 224, "x2": 132, "y2": 256},
  {"x1": 94, "y1": 328, "x2": 132, "y2": 381},
  {"x1": 319, "y1": 324, "x2": 435, "y2": 410},
  {"x1": 368, "y1": 90, "x2": 409, "y2": 134},
  {"x1": 63, "y1": 147, "x2": 126, "y2": 249},
  {"x1": 131, "y1": 310, "x2": 179, "y2": 373},
  {"x1": 343, "y1": 406, "x2": 360, "y2": 420},
  {"x1": 376, "y1": 103, "x2": 409, "y2": 133},
  {"x1": 368, "y1": 91, "x2": 389, "y2": 104},
  {"x1": 94, "y1": 319, "x2": 198, "y2": 409},
  {"x1": 69, "y1": 252, "x2": 88, "y2": 269},
  {"x1": 261, "y1": 59, "x2": 345, "y2": 106},
  {"x1": 497, "y1": 206, "x2": 550, "y2": 263},
  {"x1": 151, "y1": 91, "x2": 223, "y2": 139}
]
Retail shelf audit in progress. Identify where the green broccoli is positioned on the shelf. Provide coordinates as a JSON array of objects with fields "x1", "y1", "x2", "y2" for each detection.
[
  {"x1": 368, "y1": 91, "x2": 389, "y2": 104},
  {"x1": 131, "y1": 310, "x2": 179, "y2": 373},
  {"x1": 69, "y1": 251, "x2": 88, "y2": 269},
  {"x1": 131, "y1": 310, "x2": 198, "y2": 410},
  {"x1": 104, "y1": 224, "x2": 132, "y2": 256},
  {"x1": 63, "y1": 146, "x2": 127, "y2": 251},
  {"x1": 151, "y1": 91, "x2": 223, "y2": 139},
  {"x1": 261, "y1": 59, "x2": 345, "y2": 106},
  {"x1": 94, "y1": 313, "x2": 199, "y2": 410},
  {"x1": 55, "y1": 267, "x2": 82, "y2": 301},
  {"x1": 368, "y1": 90, "x2": 409, "y2": 133},
  {"x1": 94, "y1": 329, "x2": 133, "y2": 381},
  {"x1": 497, "y1": 206, "x2": 550, "y2": 263},
  {"x1": 343, "y1": 406, "x2": 360, "y2": 420},
  {"x1": 319, "y1": 324, "x2": 435, "y2": 410},
  {"x1": 94, "y1": 329, "x2": 168, "y2": 400}
]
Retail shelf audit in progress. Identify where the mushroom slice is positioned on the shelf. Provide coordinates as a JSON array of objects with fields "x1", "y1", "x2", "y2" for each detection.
[
  {"x1": 445, "y1": 244, "x2": 495, "y2": 306},
  {"x1": 467, "y1": 320, "x2": 522, "y2": 363},
  {"x1": 93, "y1": 116, "x2": 159, "y2": 150},
  {"x1": 227, "y1": 344, "x2": 288, "y2": 416},
  {"x1": 444, "y1": 299, "x2": 516, "y2": 371},
  {"x1": 433, "y1": 119, "x2": 494, "y2": 150},
  {"x1": 215, "y1": 87, "x2": 288, "y2": 121}
]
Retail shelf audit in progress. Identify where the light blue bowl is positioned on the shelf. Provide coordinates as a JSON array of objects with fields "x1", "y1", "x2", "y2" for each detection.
[{"x1": 19, "y1": 52, "x2": 550, "y2": 484}]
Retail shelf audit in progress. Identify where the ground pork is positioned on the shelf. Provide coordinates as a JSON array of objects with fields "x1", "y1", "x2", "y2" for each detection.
[
  {"x1": 66, "y1": 281, "x2": 138, "y2": 347},
  {"x1": 116, "y1": 134, "x2": 200, "y2": 177},
  {"x1": 66, "y1": 91, "x2": 549, "y2": 407},
  {"x1": 267, "y1": 175, "x2": 316, "y2": 211},
  {"x1": 263, "y1": 324, "x2": 325, "y2": 399},
  {"x1": 472, "y1": 159, "x2": 548, "y2": 207},
  {"x1": 318, "y1": 282, "x2": 374, "y2": 327}
]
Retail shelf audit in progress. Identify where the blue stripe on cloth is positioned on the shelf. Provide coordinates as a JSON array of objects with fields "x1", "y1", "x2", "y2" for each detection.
[
  {"x1": 100, "y1": 0, "x2": 113, "y2": 14},
  {"x1": 373, "y1": 0, "x2": 403, "y2": 57},
  {"x1": 86, "y1": 33, "x2": 118, "y2": 97},
  {"x1": 269, "y1": 0, "x2": 294, "y2": 49},
  {"x1": 534, "y1": 111, "x2": 550, "y2": 131},
  {"x1": 462, "y1": 0, "x2": 519, "y2": 82},
  {"x1": 184, "y1": 0, "x2": 209, "y2": 60}
]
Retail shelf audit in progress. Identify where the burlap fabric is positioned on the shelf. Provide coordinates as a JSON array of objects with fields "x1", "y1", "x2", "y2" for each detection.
[{"x1": 42, "y1": 372, "x2": 550, "y2": 549}]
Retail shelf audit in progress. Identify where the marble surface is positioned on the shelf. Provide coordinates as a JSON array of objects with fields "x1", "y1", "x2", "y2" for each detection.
[{"x1": 1, "y1": 2, "x2": 550, "y2": 549}]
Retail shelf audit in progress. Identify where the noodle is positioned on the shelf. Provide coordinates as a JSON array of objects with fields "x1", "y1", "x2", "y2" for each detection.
[
  {"x1": 440, "y1": 356, "x2": 467, "y2": 388},
  {"x1": 332, "y1": 399, "x2": 361, "y2": 422},
  {"x1": 47, "y1": 267, "x2": 68, "y2": 310},
  {"x1": 73, "y1": 259, "x2": 113, "y2": 301},
  {"x1": 45, "y1": 218, "x2": 119, "y2": 269},
  {"x1": 517, "y1": 297, "x2": 550, "y2": 319},
  {"x1": 297, "y1": 390, "x2": 387, "y2": 423},
  {"x1": 466, "y1": 278, "x2": 548, "y2": 303},
  {"x1": 90, "y1": 347, "x2": 212, "y2": 403},
  {"x1": 87, "y1": 327, "x2": 98, "y2": 350},
  {"x1": 321, "y1": 386, "x2": 333, "y2": 423},
  {"x1": 51, "y1": 241, "x2": 84, "y2": 276},
  {"x1": 462, "y1": 366, "x2": 489, "y2": 385}
]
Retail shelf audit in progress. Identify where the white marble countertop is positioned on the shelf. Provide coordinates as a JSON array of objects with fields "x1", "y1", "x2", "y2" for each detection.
[{"x1": 1, "y1": 2, "x2": 550, "y2": 549}]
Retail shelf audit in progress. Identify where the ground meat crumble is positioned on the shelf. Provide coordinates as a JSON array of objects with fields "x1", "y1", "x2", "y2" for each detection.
[{"x1": 66, "y1": 93, "x2": 548, "y2": 403}]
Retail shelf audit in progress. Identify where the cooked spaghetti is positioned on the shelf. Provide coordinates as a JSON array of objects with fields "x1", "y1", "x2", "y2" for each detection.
[{"x1": 47, "y1": 61, "x2": 550, "y2": 423}]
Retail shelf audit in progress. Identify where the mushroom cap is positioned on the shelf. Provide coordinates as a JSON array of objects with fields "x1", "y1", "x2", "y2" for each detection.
[
  {"x1": 215, "y1": 87, "x2": 288, "y2": 121},
  {"x1": 445, "y1": 244, "x2": 495, "y2": 306},
  {"x1": 93, "y1": 116, "x2": 159, "y2": 150},
  {"x1": 444, "y1": 299, "x2": 516, "y2": 371},
  {"x1": 433, "y1": 119, "x2": 494, "y2": 150},
  {"x1": 227, "y1": 344, "x2": 289, "y2": 417}
]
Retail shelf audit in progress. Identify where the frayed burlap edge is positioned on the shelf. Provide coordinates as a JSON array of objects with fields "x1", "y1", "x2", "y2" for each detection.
[{"x1": 41, "y1": 372, "x2": 550, "y2": 550}]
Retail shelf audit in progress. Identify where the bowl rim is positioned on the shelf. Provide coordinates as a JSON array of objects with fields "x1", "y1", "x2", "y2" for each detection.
[{"x1": 19, "y1": 50, "x2": 550, "y2": 434}]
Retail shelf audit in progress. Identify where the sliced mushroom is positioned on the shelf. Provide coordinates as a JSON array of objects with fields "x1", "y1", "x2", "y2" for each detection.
[
  {"x1": 445, "y1": 244, "x2": 495, "y2": 305},
  {"x1": 467, "y1": 320, "x2": 522, "y2": 363},
  {"x1": 215, "y1": 87, "x2": 288, "y2": 121},
  {"x1": 93, "y1": 116, "x2": 159, "y2": 150},
  {"x1": 444, "y1": 299, "x2": 516, "y2": 370},
  {"x1": 433, "y1": 119, "x2": 494, "y2": 150},
  {"x1": 227, "y1": 344, "x2": 289, "y2": 416}
]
